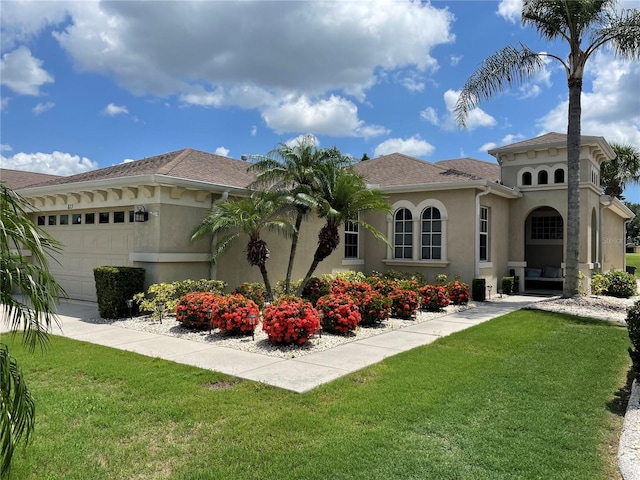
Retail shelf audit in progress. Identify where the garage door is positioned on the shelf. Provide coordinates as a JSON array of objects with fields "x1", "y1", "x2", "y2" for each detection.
[{"x1": 48, "y1": 222, "x2": 134, "y2": 302}]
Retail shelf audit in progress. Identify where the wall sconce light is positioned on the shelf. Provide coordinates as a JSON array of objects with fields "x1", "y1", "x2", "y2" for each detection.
[{"x1": 134, "y1": 206, "x2": 149, "y2": 222}]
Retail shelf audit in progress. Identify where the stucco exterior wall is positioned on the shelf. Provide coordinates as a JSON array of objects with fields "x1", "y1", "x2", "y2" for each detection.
[{"x1": 601, "y1": 207, "x2": 628, "y2": 272}]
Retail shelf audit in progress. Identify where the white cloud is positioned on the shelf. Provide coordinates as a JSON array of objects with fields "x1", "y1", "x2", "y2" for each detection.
[
  {"x1": 215, "y1": 147, "x2": 230, "y2": 157},
  {"x1": 33, "y1": 101, "x2": 55, "y2": 115},
  {"x1": 537, "y1": 53, "x2": 640, "y2": 146},
  {"x1": 48, "y1": 1, "x2": 453, "y2": 102},
  {"x1": 285, "y1": 134, "x2": 320, "y2": 149},
  {"x1": 0, "y1": 46, "x2": 53, "y2": 95},
  {"x1": 374, "y1": 135, "x2": 435, "y2": 157},
  {"x1": 1, "y1": 151, "x2": 98, "y2": 176},
  {"x1": 443, "y1": 89, "x2": 497, "y2": 131},
  {"x1": 0, "y1": 1, "x2": 70, "y2": 51},
  {"x1": 420, "y1": 107, "x2": 439, "y2": 126},
  {"x1": 0, "y1": 97, "x2": 8, "y2": 111},
  {"x1": 263, "y1": 95, "x2": 386, "y2": 138},
  {"x1": 1, "y1": 144, "x2": 12, "y2": 152},
  {"x1": 400, "y1": 75, "x2": 425, "y2": 93},
  {"x1": 479, "y1": 142, "x2": 498, "y2": 152},
  {"x1": 450, "y1": 55, "x2": 463, "y2": 67},
  {"x1": 102, "y1": 103, "x2": 129, "y2": 116},
  {"x1": 250, "y1": 125, "x2": 257, "y2": 136},
  {"x1": 497, "y1": 0, "x2": 522, "y2": 23}
]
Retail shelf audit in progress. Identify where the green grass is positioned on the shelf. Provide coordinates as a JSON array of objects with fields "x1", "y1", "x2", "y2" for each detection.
[
  {"x1": 3, "y1": 310, "x2": 631, "y2": 480},
  {"x1": 626, "y1": 253, "x2": 640, "y2": 276}
]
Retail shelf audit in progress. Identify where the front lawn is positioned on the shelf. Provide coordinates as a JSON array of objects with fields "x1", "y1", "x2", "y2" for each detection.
[
  {"x1": 6, "y1": 310, "x2": 631, "y2": 479},
  {"x1": 626, "y1": 253, "x2": 640, "y2": 276}
]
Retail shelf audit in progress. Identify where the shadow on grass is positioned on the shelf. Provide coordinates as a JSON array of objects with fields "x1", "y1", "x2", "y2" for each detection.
[{"x1": 607, "y1": 368, "x2": 637, "y2": 416}]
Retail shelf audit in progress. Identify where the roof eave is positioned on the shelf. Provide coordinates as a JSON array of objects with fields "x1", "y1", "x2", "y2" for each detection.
[{"x1": 376, "y1": 179, "x2": 520, "y2": 198}]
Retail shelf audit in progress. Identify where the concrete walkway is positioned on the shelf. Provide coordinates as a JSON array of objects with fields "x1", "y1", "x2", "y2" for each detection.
[{"x1": 1, "y1": 295, "x2": 548, "y2": 393}]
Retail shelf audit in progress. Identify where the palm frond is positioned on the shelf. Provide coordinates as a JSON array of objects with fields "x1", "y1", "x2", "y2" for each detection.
[
  {"x1": 0, "y1": 343, "x2": 36, "y2": 479},
  {"x1": 455, "y1": 43, "x2": 545, "y2": 128}
]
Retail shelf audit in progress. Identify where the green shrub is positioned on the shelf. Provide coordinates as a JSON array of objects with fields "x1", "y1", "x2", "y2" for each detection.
[
  {"x1": 471, "y1": 278, "x2": 485, "y2": 302},
  {"x1": 501, "y1": 277, "x2": 514, "y2": 295},
  {"x1": 134, "y1": 278, "x2": 227, "y2": 317},
  {"x1": 301, "y1": 277, "x2": 331, "y2": 305},
  {"x1": 233, "y1": 282, "x2": 266, "y2": 309},
  {"x1": 590, "y1": 273, "x2": 610, "y2": 296},
  {"x1": 604, "y1": 270, "x2": 637, "y2": 298},
  {"x1": 626, "y1": 300, "x2": 640, "y2": 379},
  {"x1": 94, "y1": 266, "x2": 145, "y2": 319},
  {"x1": 434, "y1": 273, "x2": 448, "y2": 286},
  {"x1": 321, "y1": 271, "x2": 367, "y2": 284}
]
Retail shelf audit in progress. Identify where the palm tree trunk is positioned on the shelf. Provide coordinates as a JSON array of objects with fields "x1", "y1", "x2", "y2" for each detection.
[
  {"x1": 296, "y1": 259, "x2": 322, "y2": 297},
  {"x1": 285, "y1": 212, "x2": 304, "y2": 294},
  {"x1": 258, "y1": 263, "x2": 274, "y2": 302},
  {"x1": 563, "y1": 77, "x2": 582, "y2": 298}
]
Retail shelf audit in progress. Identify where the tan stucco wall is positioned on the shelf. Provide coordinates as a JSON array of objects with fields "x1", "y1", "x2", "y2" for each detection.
[{"x1": 601, "y1": 207, "x2": 628, "y2": 271}]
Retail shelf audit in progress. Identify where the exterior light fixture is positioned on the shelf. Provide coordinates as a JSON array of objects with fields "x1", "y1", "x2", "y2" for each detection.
[
  {"x1": 156, "y1": 301, "x2": 165, "y2": 324},
  {"x1": 134, "y1": 206, "x2": 149, "y2": 222},
  {"x1": 126, "y1": 298, "x2": 134, "y2": 319}
]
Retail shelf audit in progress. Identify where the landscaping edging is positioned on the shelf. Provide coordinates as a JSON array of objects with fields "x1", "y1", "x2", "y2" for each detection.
[{"x1": 619, "y1": 378, "x2": 640, "y2": 480}]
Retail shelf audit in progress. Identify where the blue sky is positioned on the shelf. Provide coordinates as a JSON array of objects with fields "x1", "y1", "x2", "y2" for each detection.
[{"x1": 1, "y1": 0, "x2": 639, "y2": 202}]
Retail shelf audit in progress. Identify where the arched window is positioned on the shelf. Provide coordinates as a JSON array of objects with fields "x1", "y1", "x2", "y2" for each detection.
[
  {"x1": 421, "y1": 207, "x2": 441, "y2": 260},
  {"x1": 538, "y1": 170, "x2": 548, "y2": 185},
  {"x1": 522, "y1": 172, "x2": 532, "y2": 186},
  {"x1": 554, "y1": 168, "x2": 565, "y2": 183},
  {"x1": 394, "y1": 208, "x2": 413, "y2": 259}
]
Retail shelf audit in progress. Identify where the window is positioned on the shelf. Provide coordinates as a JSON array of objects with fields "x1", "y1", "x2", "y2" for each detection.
[
  {"x1": 59, "y1": 214, "x2": 69, "y2": 225},
  {"x1": 554, "y1": 168, "x2": 565, "y2": 183},
  {"x1": 85, "y1": 213, "x2": 95, "y2": 224},
  {"x1": 421, "y1": 207, "x2": 441, "y2": 260},
  {"x1": 99, "y1": 212, "x2": 110, "y2": 224},
  {"x1": 48, "y1": 215, "x2": 56, "y2": 226},
  {"x1": 394, "y1": 208, "x2": 413, "y2": 259},
  {"x1": 344, "y1": 220, "x2": 359, "y2": 258},
  {"x1": 72, "y1": 214, "x2": 82, "y2": 224},
  {"x1": 538, "y1": 170, "x2": 548, "y2": 185},
  {"x1": 479, "y1": 207, "x2": 489, "y2": 261},
  {"x1": 531, "y1": 215, "x2": 563, "y2": 240},
  {"x1": 522, "y1": 172, "x2": 532, "y2": 185},
  {"x1": 129, "y1": 210, "x2": 135, "y2": 223},
  {"x1": 37, "y1": 216, "x2": 45, "y2": 226},
  {"x1": 114, "y1": 211, "x2": 125, "y2": 223}
]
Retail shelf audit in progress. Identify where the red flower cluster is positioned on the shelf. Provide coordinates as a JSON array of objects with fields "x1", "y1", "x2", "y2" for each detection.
[
  {"x1": 389, "y1": 285, "x2": 420, "y2": 319},
  {"x1": 315, "y1": 294, "x2": 361, "y2": 334},
  {"x1": 419, "y1": 284, "x2": 450, "y2": 311},
  {"x1": 175, "y1": 292, "x2": 221, "y2": 330},
  {"x1": 330, "y1": 280, "x2": 391, "y2": 326},
  {"x1": 213, "y1": 294, "x2": 260, "y2": 335},
  {"x1": 262, "y1": 296, "x2": 321, "y2": 345},
  {"x1": 446, "y1": 280, "x2": 470, "y2": 305}
]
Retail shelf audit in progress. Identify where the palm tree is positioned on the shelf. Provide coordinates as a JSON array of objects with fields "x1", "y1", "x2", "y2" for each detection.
[
  {"x1": 601, "y1": 143, "x2": 640, "y2": 199},
  {"x1": 1, "y1": 182, "x2": 65, "y2": 478},
  {"x1": 455, "y1": 0, "x2": 640, "y2": 297},
  {"x1": 191, "y1": 191, "x2": 294, "y2": 300},
  {"x1": 296, "y1": 165, "x2": 391, "y2": 296},
  {"x1": 248, "y1": 135, "x2": 351, "y2": 294}
]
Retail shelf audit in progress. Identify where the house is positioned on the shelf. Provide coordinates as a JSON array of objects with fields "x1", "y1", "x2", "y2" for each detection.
[{"x1": 1, "y1": 132, "x2": 633, "y2": 302}]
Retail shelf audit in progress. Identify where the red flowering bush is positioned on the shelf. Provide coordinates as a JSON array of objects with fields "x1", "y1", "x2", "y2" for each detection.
[
  {"x1": 262, "y1": 296, "x2": 321, "y2": 345},
  {"x1": 358, "y1": 291, "x2": 392, "y2": 326},
  {"x1": 446, "y1": 280, "x2": 470, "y2": 305},
  {"x1": 364, "y1": 275, "x2": 394, "y2": 296},
  {"x1": 389, "y1": 285, "x2": 420, "y2": 319},
  {"x1": 419, "y1": 284, "x2": 450, "y2": 311},
  {"x1": 233, "y1": 282, "x2": 266, "y2": 309},
  {"x1": 175, "y1": 292, "x2": 222, "y2": 330},
  {"x1": 213, "y1": 294, "x2": 261, "y2": 335},
  {"x1": 301, "y1": 277, "x2": 330, "y2": 305},
  {"x1": 316, "y1": 294, "x2": 361, "y2": 334}
]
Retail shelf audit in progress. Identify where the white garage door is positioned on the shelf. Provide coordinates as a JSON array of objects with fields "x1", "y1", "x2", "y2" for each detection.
[{"x1": 46, "y1": 217, "x2": 134, "y2": 302}]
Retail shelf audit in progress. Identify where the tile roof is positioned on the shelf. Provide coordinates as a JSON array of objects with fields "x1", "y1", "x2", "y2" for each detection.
[
  {"x1": 434, "y1": 158, "x2": 500, "y2": 183},
  {"x1": 0, "y1": 168, "x2": 63, "y2": 189},
  {"x1": 17, "y1": 148, "x2": 257, "y2": 189},
  {"x1": 353, "y1": 153, "x2": 496, "y2": 187}
]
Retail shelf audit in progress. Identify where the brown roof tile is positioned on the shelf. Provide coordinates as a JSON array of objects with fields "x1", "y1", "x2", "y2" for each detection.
[
  {"x1": 20, "y1": 149, "x2": 256, "y2": 189},
  {"x1": 434, "y1": 158, "x2": 500, "y2": 182},
  {"x1": 0, "y1": 168, "x2": 63, "y2": 189},
  {"x1": 353, "y1": 153, "x2": 486, "y2": 187}
]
